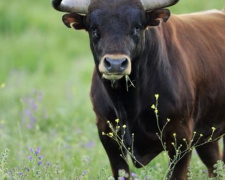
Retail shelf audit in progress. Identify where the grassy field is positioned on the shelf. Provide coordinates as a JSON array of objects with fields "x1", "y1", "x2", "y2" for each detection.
[{"x1": 0, "y1": 0, "x2": 225, "y2": 179}]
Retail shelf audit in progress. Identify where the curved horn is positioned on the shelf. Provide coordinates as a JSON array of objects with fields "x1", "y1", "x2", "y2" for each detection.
[
  {"x1": 52, "y1": 0, "x2": 90, "y2": 14},
  {"x1": 140, "y1": 0, "x2": 179, "y2": 10}
]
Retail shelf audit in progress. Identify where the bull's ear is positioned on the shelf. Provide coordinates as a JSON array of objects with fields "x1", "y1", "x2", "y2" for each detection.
[
  {"x1": 145, "y1": 9, "x2": 170, "y2": 27},
  {"x1": 62, "y1": 13, "x2": 87, "y2": 30}
]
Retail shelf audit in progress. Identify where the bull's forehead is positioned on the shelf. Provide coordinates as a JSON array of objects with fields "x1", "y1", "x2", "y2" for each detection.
[{"x1": 88, "y1": 0, "x2": 145, "y2": 27}]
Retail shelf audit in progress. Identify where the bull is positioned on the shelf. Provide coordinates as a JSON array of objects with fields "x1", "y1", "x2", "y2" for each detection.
[{"x1": 52, "y1": 0, "x2": 225, "y2": 179}]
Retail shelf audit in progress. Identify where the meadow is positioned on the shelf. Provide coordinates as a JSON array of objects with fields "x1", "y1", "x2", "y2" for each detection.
[{"x1": 0, "y1": 0, "x2": 225, "y2": 179}]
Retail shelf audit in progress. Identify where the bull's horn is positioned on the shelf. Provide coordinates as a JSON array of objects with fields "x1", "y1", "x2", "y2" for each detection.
[
  {"x1": 140, "y1": 0, "x2": 179, "y2": 10},
  {"x1": 52, "y1": 0, "x2": 90, "y2": 14}
]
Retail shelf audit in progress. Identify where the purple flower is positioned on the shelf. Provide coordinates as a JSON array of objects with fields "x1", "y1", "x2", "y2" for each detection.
[
  {"x1": 38, "y1": 155, "x2": 44, "y2": 160},
  {"x1": 46, "y1": 162, "x2": 51, "y2": 166},
  {"x1": 35, "y1": 147, "x2": 40, "y2": 155},
  {"x1": 131, "y1": 172, "x2": 136, "y2": 177},
  {"x1": 27, "y1": 156, "x2": 32, "y2": 160},
  {"x1": 29, "y1": 99, "x2": 38, "y2": 110},
  {"x1": 82, "y1": 170, "x2": 87, "y2": 175},
  {"x1": 29, "y1": 148, "x2": 34, "y2": 152},
  {"x1": 37, "y1": 161, "x2": 43, "y2": 166},
  {"x1": 18, "y1": 172, "x2": 23, "y2": 176}
]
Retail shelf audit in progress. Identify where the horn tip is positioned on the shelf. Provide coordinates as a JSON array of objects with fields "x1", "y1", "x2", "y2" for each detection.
[{"x1": 51, "y1": 0, "x2": 62, "y2": 10}]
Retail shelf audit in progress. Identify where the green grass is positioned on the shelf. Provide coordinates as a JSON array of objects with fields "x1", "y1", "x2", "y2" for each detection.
[{"x1": 0, "y1": 0, "x2": 225, "y2": 179}]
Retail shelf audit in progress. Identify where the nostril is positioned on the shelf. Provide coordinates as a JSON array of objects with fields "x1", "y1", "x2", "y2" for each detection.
[
  {"x1": 104, "y1": 58, "x2": 112, "y2": 71},
  {"x1": 121, "y1": 58, "x2": 128, "y2": 70}
]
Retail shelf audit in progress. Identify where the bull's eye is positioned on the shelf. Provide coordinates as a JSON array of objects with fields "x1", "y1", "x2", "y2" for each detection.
[
  {"x1": 132, "y1": 25, "x2": 141, "y2": 37},
  {"x1": 135, "y1": 25, "x2": 141, "y2": 31},
  {"x1": 91, "y1": 27, "x2": 100, "y2": 39},
  {"x1": 133, "y1": 25, "x2": 141, "y2": 35}
]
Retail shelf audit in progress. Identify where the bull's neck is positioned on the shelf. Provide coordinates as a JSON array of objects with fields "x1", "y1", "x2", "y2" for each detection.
[{"x1": 138, "y1": 25, "x2": 172, "y2": 92}]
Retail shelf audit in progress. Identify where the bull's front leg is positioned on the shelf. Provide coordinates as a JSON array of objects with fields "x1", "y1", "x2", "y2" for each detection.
[
  {"x1": 168, "y1": 150, "x2": 192, "y2": 180},
  {"x1": 97, "y1": 118, "x2": 130, "y2": 179},
  {"x1": 165, "y1": 124, "x2": 193, "y2": 180}
]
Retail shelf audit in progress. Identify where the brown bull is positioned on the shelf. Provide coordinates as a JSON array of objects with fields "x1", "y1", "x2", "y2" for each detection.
[{"x1": 52, "y1": 0, "x2": 225, "y2": 179}]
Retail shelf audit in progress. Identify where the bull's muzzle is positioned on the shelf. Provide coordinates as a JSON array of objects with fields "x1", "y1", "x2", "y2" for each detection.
[{"x1": 99, "y1": 54, "x2": 131, "y2": 80}]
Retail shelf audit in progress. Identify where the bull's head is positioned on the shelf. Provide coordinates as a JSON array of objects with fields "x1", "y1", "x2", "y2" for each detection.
[{"x1": 52, "y1": 0, "x2": 179, "y2": 81}]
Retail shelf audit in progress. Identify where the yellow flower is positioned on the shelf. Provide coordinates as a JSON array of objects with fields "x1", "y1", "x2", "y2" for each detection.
[
  {"x1": 151, "y1": 104, "x2": 156, "y2": 109},
  {"x1": 102, "y1": 132, "x2": 105, "y2": 135},
  {"x1": 171, "y1": 142, "x2": 175, "y2": 145},
  {"x1": 154, "y1": 109, "x2": 158, "y2": 114},
  {"x1": 173, "y1": 133, "x2": 176, "y2": 137},
  {"x1": 193, "y1": 131, "x2": 196, "y2": 135},
  {"x1": 115, "y1": 119, "x2": 119, "y2": 123},
  {"x1": 167, "y1": 118, "x2": 170, "y2": 122},
  {"x1": 107, "y1": 120, "x2": 110, "y2": 124},
  {"x1": 155, "y1": 94, "x2": 159, "y2": 99},
  {"x1": 212, "y1": 127, "x2": 216, "y2": 131},
  {"x1": 122, "y1": 125, "x2": 126, "y2": 129},
  {"x1": 183, "y1": 138, "x2": 186, "y2": 141},
  {"x1": 200, "y1": 134, "x2": 203, "y2": 137},
  {"x1": 108, "y1": 132, "x2": 113, "y2": 137},
  {"x1": 1, "y1": 83, "x2": 5, "y2": 89}
]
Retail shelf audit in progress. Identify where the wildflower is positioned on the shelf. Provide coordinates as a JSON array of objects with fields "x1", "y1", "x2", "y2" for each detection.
[
  {"x1": 183, "y1": 138, "x2": 186, "y2": 141},
  {"x1": 102, "y1": 132, "x2": 105, "y2": 135},
  {"x1": 29, "y1": 148, "x2": 34, "y2": 152},
  {"x1": 155, "y1": 94, "x2": 159, "y2": 99},
  {"x1": 108, "y1": 132, "x2": 113, "y2": 137},
  {"x1": 38, "y1": 155, "x2": 43, "y2": 160},
  {"x1": 27, "y1": 156, "x2": 32, "y2": 160},
  {"x1": 200, "y1": 134, "x2": 203, "y2": 137},
  {"x1": 18, "y1": 172, "x2": 23, "y2": 176},
  {"x1": 193, "y1": 131, "x2": 196, "y2": 135},
  {"x1": 132, "y1": 133, "x2": 134, "y2": 137},
  {"x1": 131, "y1": 172, "x2": 137, "y2": 177},
  {"x1": 151, "y1": 104, "x2": 156, "y2": 109},
  {"x1": 82, "y1": 170, "x2": 87, "y2": 175},
  {"x1": 154, "y1": 109, "x2": 158, "y2": 114},
  {"x1": 35, "y1": 147, "x2": 40, "y2": 155},
  {"x1": 167, "y1": 118, "x2": 170, "y2": 122},
  {"x1": 37, "y1": 161, "x2": 43, "y2": 166},
  {"x1": 212, "y1": 127, "x2": 216, "y2": 131},
  {"x1": 173, "y1": 133, "x2": 176, "y2": 137},
  {"x1": 1, "y1": 83, "x2": 5, "y2": 89},
  {"x1": 122, "y1": 125, "x2": 126, "y2": 128},
  {"x1": 107, "y1": 120, "x2": 110, "y2": 124},
  {"x1": 115, "y1": 119, "x2": 119, "y2": 123},
  {"x1": 171, "y1": 142, "x2": 175, "y2": 145}
]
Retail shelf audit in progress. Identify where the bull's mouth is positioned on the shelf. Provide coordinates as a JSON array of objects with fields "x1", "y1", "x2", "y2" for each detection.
[{"x1": 102, "y1": 73, "x2": 124, "y2": 80}]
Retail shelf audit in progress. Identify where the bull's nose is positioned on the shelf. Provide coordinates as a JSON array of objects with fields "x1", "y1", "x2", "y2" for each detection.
[{"x1": 104, "y1": 57, "x2": 128, "y2": 73}]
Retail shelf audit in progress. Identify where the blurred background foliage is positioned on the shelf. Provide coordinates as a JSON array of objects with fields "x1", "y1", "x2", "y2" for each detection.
[{"x1": 0, "y1": 0, "x2": 224, "y2": 178}]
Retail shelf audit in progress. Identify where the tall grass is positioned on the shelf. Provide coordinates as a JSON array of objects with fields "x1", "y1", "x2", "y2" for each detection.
[{"x1": 0, "y1": 0, "x2": 225, "y2": 179}]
